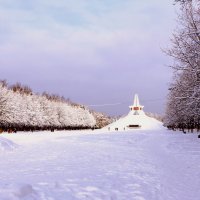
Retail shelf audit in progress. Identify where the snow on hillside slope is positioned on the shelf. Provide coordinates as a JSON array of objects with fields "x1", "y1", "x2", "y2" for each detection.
[{"x1": 0, "y1": 130, "x2": 200, "y2": 200}]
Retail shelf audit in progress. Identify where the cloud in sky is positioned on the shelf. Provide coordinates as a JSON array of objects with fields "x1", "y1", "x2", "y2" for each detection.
[{"x1": 0, "y1": 0, "x2": 176, "y2": 115}]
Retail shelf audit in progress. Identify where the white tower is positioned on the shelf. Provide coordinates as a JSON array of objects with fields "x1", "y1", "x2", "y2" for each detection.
[{"x1": 129, "y1": 94, "x2": 144, "y2": 115}]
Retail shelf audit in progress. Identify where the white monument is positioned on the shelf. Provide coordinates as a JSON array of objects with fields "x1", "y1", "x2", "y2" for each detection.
[{"x1": 105, "y1": 94, "x2": 163, "y2": 131}]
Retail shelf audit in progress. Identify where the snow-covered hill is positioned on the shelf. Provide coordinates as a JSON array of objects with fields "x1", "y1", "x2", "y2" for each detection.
[{"x1": 0, "y1": 130, "x2": 200, "y2": 200}]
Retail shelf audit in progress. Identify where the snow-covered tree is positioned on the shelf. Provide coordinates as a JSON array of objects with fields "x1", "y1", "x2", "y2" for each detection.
[
  {"x1": 165, "y1": 0, "x2": 200, "y2": 132},
  {"x1": 91, "y1": 111, "x2": 113, "y2": 129},
  {"x1": 0, "y1": 81, "x2": 96, "y2": 132},
  {"x1": 145, "y1": 112, "x2": 164, "y2": 122},
  {"x1": 0, "y1": 83, "x2": 11, "y2": 127}
]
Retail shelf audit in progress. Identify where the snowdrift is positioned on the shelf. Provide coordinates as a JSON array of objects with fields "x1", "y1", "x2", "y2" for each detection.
[
  {"x1": 0, "y1": 184, "x2": 39, "y2": 200},
  {"x1": 0, "y1": 136, "x2": 18, "y2": 152}
]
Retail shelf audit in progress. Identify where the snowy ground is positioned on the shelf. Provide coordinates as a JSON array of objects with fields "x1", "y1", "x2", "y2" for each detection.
[{"x1": 0, "y1": 129, "x2": 200, "y2": 200}]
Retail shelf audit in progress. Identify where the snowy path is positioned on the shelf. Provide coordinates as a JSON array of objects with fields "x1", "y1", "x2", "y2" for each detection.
[{"x1": 0, "y1": 130, "x2": 200, "y2": 200}]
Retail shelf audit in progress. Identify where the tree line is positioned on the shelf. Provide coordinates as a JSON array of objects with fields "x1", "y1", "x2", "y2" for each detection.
[
  {"x1": 0, "y1": 80, "x2": 97, "y2": 132},
  {"x1": 164, "y1": 0, "x2": 200, "y2": 133}
]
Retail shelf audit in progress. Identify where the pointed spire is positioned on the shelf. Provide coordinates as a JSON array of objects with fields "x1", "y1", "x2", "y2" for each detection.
[
  {"x1": 129, "y1": 94, "x2": 144, "y2": 112},
  {"x1": 133, "y1": 94, "x2": 140, "y2": 107}
]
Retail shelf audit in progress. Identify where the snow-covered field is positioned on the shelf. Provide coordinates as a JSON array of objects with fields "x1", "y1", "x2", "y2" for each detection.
[{"x1": 0, "y1": 129, "x2": 200, "y2": 200}]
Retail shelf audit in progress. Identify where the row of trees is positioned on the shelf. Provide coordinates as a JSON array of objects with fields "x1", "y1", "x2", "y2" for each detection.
[
  {"x1": 165, "y1": 0, "x2": 200, "y2": 132},
  {"x1": 91, "y1": 111, "x2": 114, "y2": 129},
  {"x1": 0, "y1": 81, "x2": 96, "y2": 132},
  {"x1": 146, "y1": 112, "x2": 164, "y2": 122}
]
